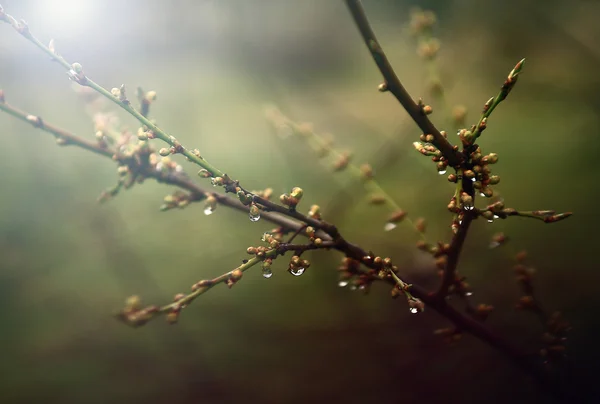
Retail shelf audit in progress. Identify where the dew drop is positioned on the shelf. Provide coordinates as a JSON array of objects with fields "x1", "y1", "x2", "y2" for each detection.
[
  {"x1": 487, "y1": 219, "x2": 494, "y2": 223},
  {"x1": 175, "y1": 165, "x2": 183, "y2": 173},
  {"x1": 410, "y1": 307, "x2": 419, "y2": 314},
  {"x1": 289, "y1": 267, "x2": 305, "y2": 277},
  {"x1": 155, "y1": 162, "x2": 163, "y2": 172},
  {"x1": 204, "y1": 206, "x2": 214, "y2": 216},
  {"x1": 384, "y1": 222, "x2": 397, "y2": 232},
  {"x1": 262, "y1": 269, "x2": 273, "y2": 279},
  {"x1": 249, "y1": 204, "x2": 261, "y2": 222},
  {"x1": 471, "y1": 177, "x2": 476, "y2": 182},
  {"x1": 338, "y1": 280, "x2": 349, "y2": 288},
  {"x1": 479, "y1": 192, "x2": 486, "y2": 197},
  {"x1": 438, "y1": 169, "x2": 447, "y2": 175},
  {"x1": 349, "y1": 284, "x2": 358, "y2": 291},
  {"x1": 489, "y1": 241, "x2": 500, "y2": 249},
  {"x1": 465, "y1": 292, "x2": 473, "y2": 297},
  {"x1": 493, "y1": 214, "x2": 499, "y2": 219},
  {"x1": 210, "y1": 177, "x2": 218, "y2": 187}
]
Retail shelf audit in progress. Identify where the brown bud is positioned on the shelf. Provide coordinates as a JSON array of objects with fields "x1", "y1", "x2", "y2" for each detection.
[
  {"x1": 415, "y1": 218, "x2": 426, "y2": 233},
  {"x1": 369, "y1": 194, "x2": 387, "y2": 205},
  {"x1": 388, "y1": 210, "x2": 407, "y2": 223}
]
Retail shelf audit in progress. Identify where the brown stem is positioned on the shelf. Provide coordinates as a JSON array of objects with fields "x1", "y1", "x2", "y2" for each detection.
[
  {"x1": 435, "y1": 211, "x2": 474, "y2": 299},
  {"x1": 344, "y1": 0, "x2": 463, "y2": 167}
]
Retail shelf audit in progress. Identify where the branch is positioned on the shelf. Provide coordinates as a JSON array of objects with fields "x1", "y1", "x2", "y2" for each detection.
[{"x1": 344, "y1": 0, "x2": 463, "y2": 167}]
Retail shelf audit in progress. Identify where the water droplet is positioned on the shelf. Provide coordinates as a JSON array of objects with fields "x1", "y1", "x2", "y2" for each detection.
[
  {"x1": 349, "y1": 284, "x2": 357, "y2": 291},
  {"x1": 249, "y1": 204, "x2": 261, "y2": 222},
  {"x1": 175, "y1": 165, "x2": 183, "y2": 173},
  {"x1": 338, "y1": 280, "x2": 349, "y2": 288},
  {"x1": 487, "y1": 219, "x2": 494, "y2": 223},
  {"x1": 384, "y1": 222, "x2": 397, "y2": 232},
  {"x1": 289, "y1": 267, "x2": 305, "y2": 276},
  {"x1": 410, "y1": 307, "x2": 419, "y2": 314},
  {"x1": 204, "y1": 206, "x2": 214, "y2": 216},
  {"x1": 156, "y1": 162, "x2": 163, "y2": 172},
  {"x1": 471, "y1": 177, "x2": 476, "y2": 182},
  {"x1": 262, "y1": 269, "x2": 273, "y2": 279},
  {"x1": 479, "y1": 192, "x2": 486, "y2": 197},
  {"x1": 438, "y1": 169, "x2": 447, "y2": 175},
  {"x1": 489, "y1": 241, "x2": 501, "y2": 249},
  {"x1": 210, "y1": 177, "x2": 218, "y2": 187},
  {"x1": 465, "y1": 292, "x2": 473, "y2": 297},
  {"x1": 493, "y1": 214, "x2": 499, "y2": 219}
]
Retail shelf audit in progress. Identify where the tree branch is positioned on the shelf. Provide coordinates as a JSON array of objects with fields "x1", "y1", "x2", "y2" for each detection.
[{"x1": 344, "y1": 0, "x2": 463, "y2": 167}]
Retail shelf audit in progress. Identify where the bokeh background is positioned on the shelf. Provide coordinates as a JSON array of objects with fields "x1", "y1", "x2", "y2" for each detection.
[{"x1": 0, "y1": 0, "x2": 598, "y2": 403}]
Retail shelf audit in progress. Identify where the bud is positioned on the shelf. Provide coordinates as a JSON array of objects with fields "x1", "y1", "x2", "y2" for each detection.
[
  {"x1": 308, "y1": 204, "x2": 321, "y2": 219},
  {"x1": 415, "y1": 218, "x2": 426, "y2": 233},
  {"x1": 482, "y1": 153, "x2": 498, "y2": 164},
  {"x1": 388, "y1": 210, "x2": 407, "y2": 223},
  {"x1": 360, "y1": 163, "x2": 374, "y2": 179},
  {"x1": 452, "y1": 105, "x2": 467, "y2": 126}
]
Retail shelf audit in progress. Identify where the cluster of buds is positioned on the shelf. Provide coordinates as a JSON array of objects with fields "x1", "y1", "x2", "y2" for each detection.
[
  {"x1": 480, "y1": 201, "x2": 507, "y2": 223},
  {"x1": 413, "y1": 141, "x2": 442, "y2": 158},
  {"x1": 460, "y1": 146, "x2": 500, "y2": 199},
  {"x1": 416, "y1": 239, "x2": 450, "y2": 257},
  {"x1": 417, "y1": 38, "x2": 440, "y2": 60},
  {"x1": 304, "y1": 226, "x2": 323, "y2": 246},
  {"x1": 337, "y1": 257, "x2": 363, "y2": 288},
  {"x1": 151, "y1": 153, "x2": 183, "y2": 176},
  {"x1": 409, "y1": 8, "x2": 436, "y2": 36},
  {"x1": 417, "y1": 240, "x2": 450, "y2": 276},
  {"x1": 246, "y1": 245, "x2": 274, "y2": 259},
  {"x1": 513, "y1": 251, "x2": 536, "y2": 298},
  {"x1": 116, "y1": 295, "x2": 159, "y2": 328},
  {"x1": 160, "y1": 190, "x2": 191, "y2": 211},
  {"x1": 261, "y1": 232, "x2": 281, "y2": 249},
  {"x1": 280, "y1": 187, "x2": 303, "y2": 210},
  {"x1": 288, "y1": 255, "x2": 310, "y2": 277},
  {"x1": 450, "y1": 275, "x2": 472, "y2": 297}
]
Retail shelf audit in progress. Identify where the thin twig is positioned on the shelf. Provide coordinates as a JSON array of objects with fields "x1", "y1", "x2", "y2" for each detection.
[{"x1": 344, "y1": 0, "x2": 463, "y2": 167}]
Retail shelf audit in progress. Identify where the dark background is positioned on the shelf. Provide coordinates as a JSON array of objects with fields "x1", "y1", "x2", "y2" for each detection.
[{"x1": 0, "y1": 0, "x2": 598, "y2": 403}]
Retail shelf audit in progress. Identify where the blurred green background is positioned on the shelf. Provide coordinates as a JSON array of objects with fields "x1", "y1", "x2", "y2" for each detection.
[{"x1": 0, "y1": 0, "x2": 598, "y2": 403}]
